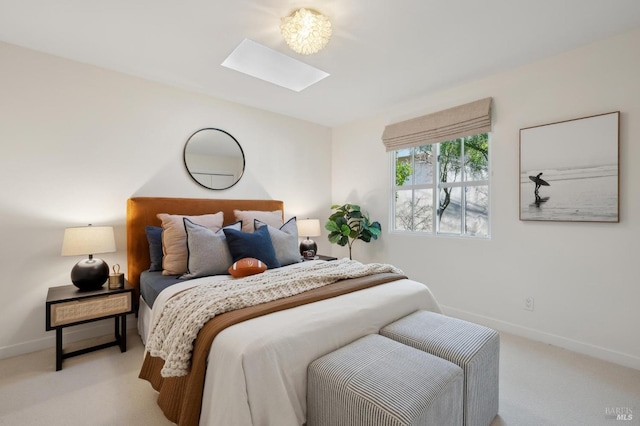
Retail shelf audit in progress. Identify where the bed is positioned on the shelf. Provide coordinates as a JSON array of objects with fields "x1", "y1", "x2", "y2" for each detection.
[{"x1": 127, "y1": 197, "x2": 443, "y2": 426}]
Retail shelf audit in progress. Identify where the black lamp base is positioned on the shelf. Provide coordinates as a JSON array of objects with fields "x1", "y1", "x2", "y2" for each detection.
[
  {"x1": 299, "y1": 239, "x2": 318, "y2": 256},
  {"x1": 71, "y1": 257, "x2": 109, "y2": 291}
]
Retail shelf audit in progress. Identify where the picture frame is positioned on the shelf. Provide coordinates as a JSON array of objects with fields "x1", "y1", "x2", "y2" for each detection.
[{"x1": 519, "y1": 111, "x2": 620, "y2": 222}]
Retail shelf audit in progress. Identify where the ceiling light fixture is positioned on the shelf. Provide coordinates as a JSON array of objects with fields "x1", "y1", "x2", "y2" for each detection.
[{"x1": 280, "y1": 8, "x2": 332, "y2": 55}]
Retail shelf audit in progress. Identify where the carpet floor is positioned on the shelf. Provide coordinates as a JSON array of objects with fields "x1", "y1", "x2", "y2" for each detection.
[{"x1": 0, "y1": 331, "x2": 638, "y2": 426}]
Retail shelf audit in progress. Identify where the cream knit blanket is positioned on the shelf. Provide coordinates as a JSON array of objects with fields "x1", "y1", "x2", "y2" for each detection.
[{"x1": 146, "y1": 258, "x2": 403, "y2": 377}]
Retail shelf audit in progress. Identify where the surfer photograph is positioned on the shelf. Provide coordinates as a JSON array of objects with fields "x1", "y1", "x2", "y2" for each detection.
[
  {"x1": 530, "y1": 172, "x2": 549, "y2": 198},
  {"x1": 519, "y1": 111, "x2": 618, "y2": 222}
]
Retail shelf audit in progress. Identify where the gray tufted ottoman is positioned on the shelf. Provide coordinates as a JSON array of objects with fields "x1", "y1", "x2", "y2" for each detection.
[
  {"x1": 307, "y1": 334, "x2": 463, "y2": 426},
  {"x1": 380, "y1": 311, "x2": 499, "y2": 426}
]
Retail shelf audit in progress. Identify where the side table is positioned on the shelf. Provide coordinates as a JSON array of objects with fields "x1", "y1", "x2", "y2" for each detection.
[
  {"x1": 304, "y1": 254, "x2": 338, "y2": 261},
  {"x1": 45, "y1": 282, "x2": 134, "y2": 371},
  {"x1": 316, "y1": 254, "x2": 338, "y2": 261}
]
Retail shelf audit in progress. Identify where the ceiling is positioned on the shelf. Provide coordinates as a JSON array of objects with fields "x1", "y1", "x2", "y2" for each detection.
[{"x1": 1, "y1": 0, "x2": 640, "y2": 127}]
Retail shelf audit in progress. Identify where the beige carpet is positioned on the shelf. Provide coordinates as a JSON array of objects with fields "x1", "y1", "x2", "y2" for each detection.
[
  {"x1": 0, "y1": 331, "x2": 638, "y2": 426},
  {"x1": 0, "y1": 334, "x2": 172, "y2": 426},
  {"x1": 491, "y1": 333, "x2": 639, "y2": 426}
]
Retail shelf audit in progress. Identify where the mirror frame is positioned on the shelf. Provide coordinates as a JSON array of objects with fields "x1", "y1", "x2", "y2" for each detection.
[{"x1": 183, "y1": 128, "x2": 245, "y2": 190}]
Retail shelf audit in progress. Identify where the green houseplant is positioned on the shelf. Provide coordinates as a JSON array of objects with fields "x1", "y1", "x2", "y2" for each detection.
[{"x1": 326, "y1": 204, "x2": 381, "y2": 260}]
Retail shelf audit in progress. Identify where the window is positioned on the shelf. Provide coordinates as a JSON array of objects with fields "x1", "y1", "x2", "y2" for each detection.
[{"x1": 392, "y1": 133, "x2": 490, "y2": 237}]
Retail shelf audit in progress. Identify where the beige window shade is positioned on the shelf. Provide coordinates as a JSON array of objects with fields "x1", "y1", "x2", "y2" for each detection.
[{"x1": 382, "y1": 97, "x2": 492, "y2": 152}]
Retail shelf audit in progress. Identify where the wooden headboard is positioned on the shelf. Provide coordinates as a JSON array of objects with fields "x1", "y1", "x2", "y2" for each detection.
[{"x1": 126, "y1": 197, "x2": 284, "y2": 293}]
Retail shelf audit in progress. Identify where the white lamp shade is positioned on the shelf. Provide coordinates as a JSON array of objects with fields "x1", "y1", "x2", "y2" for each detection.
[
  {"x1": 61, "y1": 226, "x2": 116, "y2": 256},
  {"x1": 297, "y1": 219, "x2": 321, "y2": 238}
]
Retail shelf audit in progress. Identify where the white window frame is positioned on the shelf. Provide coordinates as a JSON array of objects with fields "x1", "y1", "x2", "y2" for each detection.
[{"x1": 390, "y1": 134, "x2": 491, "y2": 238}]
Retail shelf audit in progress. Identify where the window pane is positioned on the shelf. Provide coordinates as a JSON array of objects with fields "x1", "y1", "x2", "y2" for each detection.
[
  {"x1": 465, "y1": 185, "x2": 489, "y2": 236},
  {"x1": 395, "y1": 149, "x2": 412, "y2": 186},
  {"x1": 394, "y1": 190, "x2": 414, "y2": 231},
  {"x1": 439, "y1": 139, "x2": 462, "y2": 184},
  {"x1": 464, "y1": 133, "x2": 489, "y2": 181},
  {"x1": 413, "y1": 189, "x2": 433, "y2": 232},
  {"x1": 413, "y1": 145, "x2": 433, "y2": 185},
  {"x1": 394, "y1": 189, "x2": 433, "y2": 231},
  {"x1": 438, "y1": 187, "x2": 461, "y2": 234}
]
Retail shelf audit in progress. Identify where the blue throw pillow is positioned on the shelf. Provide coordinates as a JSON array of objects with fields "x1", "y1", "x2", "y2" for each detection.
[
  {"x1": 223, "y1": 225, "x2": 281, "y2": 269},
  {"x1": 145, "y1": 226, "x2": 163, "y2": 272}
]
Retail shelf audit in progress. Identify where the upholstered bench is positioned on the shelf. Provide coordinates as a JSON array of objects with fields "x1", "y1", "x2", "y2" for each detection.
[
  {"x1": 380, "y1": 311, "x2": 499, "y2": 426},
  {"x1": 307, "y1": 334, "x2": 464, "y2": 426}
]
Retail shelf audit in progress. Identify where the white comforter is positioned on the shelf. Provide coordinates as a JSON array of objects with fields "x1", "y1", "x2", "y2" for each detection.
[{"x1": 139, "y1": 260, "x2": 442, "y2": 426}]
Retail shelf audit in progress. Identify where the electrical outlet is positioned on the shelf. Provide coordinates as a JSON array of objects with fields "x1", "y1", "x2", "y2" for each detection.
[{"x1": 524, "y1": 296, "x2": 534, "y2": 311}]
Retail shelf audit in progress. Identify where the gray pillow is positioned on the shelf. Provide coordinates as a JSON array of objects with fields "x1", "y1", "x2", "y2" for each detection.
[
  {"x1": 255, "y1": 217, "x2": 301, "y2": 267},
  {"x1": 182, "y1": 218, "x2": 242, "y2": 279}
]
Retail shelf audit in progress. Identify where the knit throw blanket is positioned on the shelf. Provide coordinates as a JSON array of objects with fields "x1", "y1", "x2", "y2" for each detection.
[{"x1": 146, "y1": 258, "x2": 404, "y2": 377}]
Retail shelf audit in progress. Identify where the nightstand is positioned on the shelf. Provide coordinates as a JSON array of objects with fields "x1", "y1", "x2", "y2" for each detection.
[
  {"x1": 45, "y1": 283, "x2": 134, "y2": 371},
  {"x1": 304, "y1": 255, "x2": 338, "y2": 261}
]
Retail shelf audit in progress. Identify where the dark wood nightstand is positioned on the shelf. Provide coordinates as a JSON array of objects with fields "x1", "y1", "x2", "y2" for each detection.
[
  {"x1": 46, "y1": 283, "x2": 134, "y2": 371},
  {"x1": 304, "y1": 254, "x2": 338, "y2": 261}
]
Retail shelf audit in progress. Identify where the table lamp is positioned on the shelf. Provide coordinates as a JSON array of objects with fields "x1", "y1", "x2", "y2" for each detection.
[
  {"x1": 297, "y1": 218, "x2": 321, "y2": 256},
  {"x1": 61, "y1": 225, "x2": 116, "y2": 291}
]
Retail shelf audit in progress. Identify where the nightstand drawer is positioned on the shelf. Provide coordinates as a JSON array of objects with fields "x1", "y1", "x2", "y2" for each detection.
[{"x1": 49, "y1": 292, "x2": 132, "y2": 327}]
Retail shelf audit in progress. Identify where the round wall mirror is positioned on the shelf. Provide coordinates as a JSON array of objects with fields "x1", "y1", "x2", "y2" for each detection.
[{"x1": 183, "y1": 128, "x2": 245, "y2": 190}]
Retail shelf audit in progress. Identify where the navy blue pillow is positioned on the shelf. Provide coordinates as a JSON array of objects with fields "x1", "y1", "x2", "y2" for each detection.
[
  {"x1": 223, "y1": 225, "x2": 281, "y2": 269},
  {"x1": 145, "y1": 226, "x2": 163, "y2": 272}
]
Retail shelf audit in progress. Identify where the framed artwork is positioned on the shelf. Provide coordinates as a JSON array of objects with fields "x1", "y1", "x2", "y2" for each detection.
[{"x1": 519, "y1": 111, "x2": 619, "y2": 222}]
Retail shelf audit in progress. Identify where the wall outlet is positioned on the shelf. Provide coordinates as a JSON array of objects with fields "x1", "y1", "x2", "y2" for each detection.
[{"x1": 524, "y1": 296, "x2": 534, "y2": 311}]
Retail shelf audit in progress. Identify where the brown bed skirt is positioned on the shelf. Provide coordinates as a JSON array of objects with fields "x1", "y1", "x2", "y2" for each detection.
[{"x1": 139, "y1": 272, "x2": 407, "y2": 426}]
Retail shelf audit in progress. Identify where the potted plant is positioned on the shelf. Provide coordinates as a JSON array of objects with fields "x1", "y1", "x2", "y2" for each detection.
[{"x1": 325, "y1": 204, "x2": 381, "y2": 260}]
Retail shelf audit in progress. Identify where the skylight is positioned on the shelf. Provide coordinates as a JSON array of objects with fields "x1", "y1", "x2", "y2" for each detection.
[{"x1": 221, "y1": 39, "x2": 330, "y2": 92}]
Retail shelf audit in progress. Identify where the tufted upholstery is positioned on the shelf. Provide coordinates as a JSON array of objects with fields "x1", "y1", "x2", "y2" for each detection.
[{"x1": 126, "y1": 197, "x2": 283, "y2": 294}]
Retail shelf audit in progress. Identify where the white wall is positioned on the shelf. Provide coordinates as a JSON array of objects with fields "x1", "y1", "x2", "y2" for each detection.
[
  {"x1": 2, "y1": 28, "x2": 639, "y2": 370},
  {"x1": 331, "y1": 29, "x2": 640, "y2": 369},
  {"x1": 0, "y1": 41, "x2": 332, "y2": 358}
]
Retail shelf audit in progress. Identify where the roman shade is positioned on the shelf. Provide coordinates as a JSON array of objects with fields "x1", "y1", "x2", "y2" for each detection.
[{"x1": 382, "y1": 97, "x2": 492, "y2": 152}]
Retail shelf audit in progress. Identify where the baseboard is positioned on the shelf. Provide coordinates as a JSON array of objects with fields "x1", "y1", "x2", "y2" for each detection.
[
  {"x1": 0, "y1": 313, "x2": 138, "y2": 360},
  {"x1": 441, "y1": 305, "x2": 640, "y2": 371}
]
